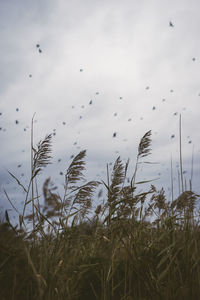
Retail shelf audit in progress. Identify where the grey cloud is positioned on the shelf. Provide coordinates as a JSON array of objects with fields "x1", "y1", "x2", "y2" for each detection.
[{"x1": 0, "y1": 0, "x2": 200, "y2": 221}]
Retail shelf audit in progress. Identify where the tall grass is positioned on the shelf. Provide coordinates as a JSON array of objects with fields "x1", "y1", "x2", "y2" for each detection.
[{"x1": 0, "y1": 126, "x2": 200, "y2": 300}]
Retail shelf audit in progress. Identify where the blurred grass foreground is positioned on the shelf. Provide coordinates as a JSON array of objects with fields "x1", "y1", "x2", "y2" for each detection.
[{"x1": 0, "y1": 126, "x2": 200, "y2": 300}]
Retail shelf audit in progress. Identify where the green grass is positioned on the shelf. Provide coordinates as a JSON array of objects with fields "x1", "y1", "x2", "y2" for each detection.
[{"x1": 0, "y1": 126, "x2": 200, "y2": 300}]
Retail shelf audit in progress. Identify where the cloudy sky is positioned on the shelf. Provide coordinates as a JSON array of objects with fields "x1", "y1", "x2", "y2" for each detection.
[{"x1": 0, "y1": 0, "x2": 200, "y2": 219}]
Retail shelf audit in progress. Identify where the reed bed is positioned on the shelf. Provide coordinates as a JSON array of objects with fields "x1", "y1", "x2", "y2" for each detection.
[{"x1": 0, "y1": 124, "x2": 199, "y2": 300}]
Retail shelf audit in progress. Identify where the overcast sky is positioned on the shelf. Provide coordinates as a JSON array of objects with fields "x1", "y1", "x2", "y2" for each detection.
[{"x1": 0, "y1": 0, "x2": 200, "y2": 219}]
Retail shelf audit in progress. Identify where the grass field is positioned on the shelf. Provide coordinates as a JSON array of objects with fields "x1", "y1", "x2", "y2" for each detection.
[{"x1": 0, "y1": 127, "x2": 199, "y2": 300}]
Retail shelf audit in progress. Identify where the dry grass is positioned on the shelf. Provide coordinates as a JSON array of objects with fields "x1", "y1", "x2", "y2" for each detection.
[{"x1": 0, "y1": 129, "x2": 200, "y2": 300}]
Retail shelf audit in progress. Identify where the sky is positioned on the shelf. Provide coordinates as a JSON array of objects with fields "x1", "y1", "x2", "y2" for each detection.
[{"x1": 0, "y1": 0, "x2": 200, "y2": 220}]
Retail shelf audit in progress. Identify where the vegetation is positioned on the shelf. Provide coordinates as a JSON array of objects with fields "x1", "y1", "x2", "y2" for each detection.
[{"x1": 0, "y1": 124, "x2": 200, "y2": 300}]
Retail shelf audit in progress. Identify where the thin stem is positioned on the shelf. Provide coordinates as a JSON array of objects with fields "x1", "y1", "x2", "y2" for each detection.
[
  {"x1": 177, "y1": 168, "x2": 180, "y2": 195},
  {"x1": 106, "y1": 163, "x2": 110, "y2": 188},
  {"x1": 4, "y1": 190, "x2": 20, "y2": 215},
  {"x1": 106, "y1": 163, "x2": 110, "y2": 226},
  {"x1": 179, "y1": 114, "x2": 184, "y2": 193},
  {"x1": 35, "y1": 176, "x2": 40, "y2": 223},
  {"x1": 170, "y1": 155, "x2": 174, "y2": 203},
  {"x1": 31, "y1": 113, "x2": 36, "y2": 231},
  {"x1": 190, "y1": 145, "x2": 194, "y2": 191},
  {"x1": 131, "y1": 155, "x2": 139, "y2": 190}
]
